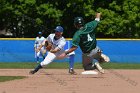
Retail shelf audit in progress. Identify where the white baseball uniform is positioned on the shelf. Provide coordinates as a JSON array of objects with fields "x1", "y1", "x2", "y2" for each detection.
[
  {"x1": 40, "y1": 34, "x2": 67, "y2": 66},
  {"x1": 34, "y1": 36, "x2": 45, "y2": 58}
]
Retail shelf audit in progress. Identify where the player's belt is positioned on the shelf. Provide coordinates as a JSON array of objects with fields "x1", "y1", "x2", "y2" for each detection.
[
  {"x1": 83, "y1": 48, "x2": 96, "y2": 54},
  {"x1": 84, "y1": 46, "x2": 102, "y2": 56}
]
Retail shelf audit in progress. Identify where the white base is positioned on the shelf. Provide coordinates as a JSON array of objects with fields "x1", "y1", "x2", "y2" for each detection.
[{"x1": 81, "y1": 70, "x2": 98, "y2": 75}]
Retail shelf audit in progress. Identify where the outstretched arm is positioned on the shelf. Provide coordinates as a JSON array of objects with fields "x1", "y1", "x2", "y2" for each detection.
[
  {"x1": 96, "y1": 13, "x2": 101, "y2": 18},
  {"x1": 50, "y1": 47, "x2": 60, "y2": 53},
  {"x1": 58, "y1": 46, "x2": 78, "y2": 59},
  {"x1": 36, "y1": 39, "x2": 46, "y2": 52},
  {"x1": 59, "y1": 46, "x2": 78, "y2": 58},
  {"x1": 65, "y1": 46, "x2": 78, "y2": 55},
  {"x1": 36, "y1": 44, "x2": 43, "y2": 53},
  {"x1": 95, "y1": 13, "x2": 101, "y2": 21}
]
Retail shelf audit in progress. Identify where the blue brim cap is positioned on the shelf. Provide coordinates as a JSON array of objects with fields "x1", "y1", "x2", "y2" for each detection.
[
  {"x1": 38, "y1": 32, "x2": 42, "y2": 34},
  {"x1": 54, "y1": 26, "x2": 64, "y2": 32}
]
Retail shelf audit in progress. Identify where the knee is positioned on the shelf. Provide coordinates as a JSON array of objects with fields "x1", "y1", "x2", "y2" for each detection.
[
  {"x1": 40, "y1": 60, "x2": 52, "y2": 66},
  {"x1": 83, "y1": 63, "x2": 95, "y2": 70}
]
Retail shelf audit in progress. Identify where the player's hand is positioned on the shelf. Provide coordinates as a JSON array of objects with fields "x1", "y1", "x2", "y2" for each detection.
[
  {"x1": 50, "y1": 49, "x2": 56, "y2": 53},
  {"x1": 36, "y1": 48, "x2": 40, "y2": 53},
  {"x1": 96, "y1": 12, "x2": 101, "y2": 19}
]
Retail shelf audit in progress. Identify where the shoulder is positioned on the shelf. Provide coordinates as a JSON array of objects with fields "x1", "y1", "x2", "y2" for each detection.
[
  {"x1": 41, "y1": 36, "x2": 45, "y2": 38},
  {"x1": 47, "y1": 34, "x2": 55, "y2": 40},
  {"x1": 41, "y1": 36, "x2": 45, "y2": 39},
  {"x1": 61, "y1": 36, "x2": 66, "y2": 41},
  {"x1": 72, "y1": 31, "x2": 81, "y2": 41},
  {"x1": 73, "y1": 30, "x2": 81, "y2": 37},
  {"x1": 35, "y1": 37, "x2": 39, "y2": 40},
  {"x1": 48, "y1": 33, "x2": 55, "y2": 37}
]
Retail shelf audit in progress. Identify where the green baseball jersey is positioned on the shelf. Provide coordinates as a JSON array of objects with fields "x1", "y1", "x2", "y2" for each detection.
[{"x1": 72, "y1": 20, "x2": 99, "y2": 53}]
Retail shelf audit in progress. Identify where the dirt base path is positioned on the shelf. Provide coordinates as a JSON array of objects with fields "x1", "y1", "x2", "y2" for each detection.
[{"x1": 0, "y1": 69, "x2": 139, "y2": 93}]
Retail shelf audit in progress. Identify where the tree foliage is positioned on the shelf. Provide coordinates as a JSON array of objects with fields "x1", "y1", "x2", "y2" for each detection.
[{"x1": 0, "y1": 0, "x2": 140, "y2": 38}]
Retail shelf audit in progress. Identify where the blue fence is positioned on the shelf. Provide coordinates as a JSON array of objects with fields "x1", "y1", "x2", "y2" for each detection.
[
  {"x1": 0, "y1": 39, "x2": 140, "y2": 63},
  {"x1": 97, "y1": 40, "x2": 140, "y2": 63}
]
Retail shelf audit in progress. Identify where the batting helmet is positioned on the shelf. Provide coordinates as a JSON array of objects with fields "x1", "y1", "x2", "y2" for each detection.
[
  {"x1": 74, "y1": 17, "x2": 84, "y2": 26},
  {"x1": 54, "y1": 26, "x2": 64, "y2": 32}
]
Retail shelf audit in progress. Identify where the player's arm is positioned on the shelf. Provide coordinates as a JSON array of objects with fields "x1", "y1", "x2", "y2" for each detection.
[
  {"x1": 65, "y1": 46, "x2": 78, "y2": 55},
  {"x1": 34, "y1": 43, "x2": 37, "y2": 50},
  {"x1": 36, "y1": 39, "x2": 46, "y2": 52},
  {"x1": 34, "y1": 38, "x2": 38, "y2": 50},
  {"x1": 95, "y1": 12, "x2": 101, "y2": 21},
  {"x1": 36, "y1": 44, "x2": 43, "y2": 53},
  {"x1": 50, "y1": 42, "x2": 66, "y2": 53},
  {"x1": 50, "y1": 40, "x2": 66, "y2": 53},
  {"x1": 86, "y1": 12, "x2": 101, "y2": 31},
  {"x1": 65, "y1": 32, "x2": 79, "y2": 54},
  {"x1": 58, "y1": 45, "x2": 77, "y2": 58},
  {"x1": 50, "y1": 47, "x2": 60, "y2": 53}
]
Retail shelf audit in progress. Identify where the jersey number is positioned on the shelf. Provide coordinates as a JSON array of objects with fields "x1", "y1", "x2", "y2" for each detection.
[{"x1": 87, "y1": 34, "x2": 93, "y2": 41}]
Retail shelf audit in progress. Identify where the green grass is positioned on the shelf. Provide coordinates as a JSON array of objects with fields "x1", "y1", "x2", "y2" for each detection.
[
  {"x1": 0, "y1": 62, "x2": 37, "y2": 69},
  {"x1": 0, "y1": 62, "x2": 82, "y2": 69},
  {"x1": 0, "y1": 62, "x2": 140, "y2": 69},
  {"x1": 0, "y1": 76, "x2": 26, "y2": 82}
]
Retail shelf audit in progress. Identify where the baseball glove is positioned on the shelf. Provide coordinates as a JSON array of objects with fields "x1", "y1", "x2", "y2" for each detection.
[{"x1": 45, "y1": 41, "x2": 52, "y2": 51}]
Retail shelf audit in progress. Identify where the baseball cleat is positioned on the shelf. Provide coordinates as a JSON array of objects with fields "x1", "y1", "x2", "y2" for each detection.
[
  {"x1": 29, "y1": 70, "x2": 36, "y2": 74},
  {"x1": 94, "y1": 62, "x2": 105, "y2": 74},
  {"x1": 69, "y1": 69, "x2": 77, "y2": 75}
]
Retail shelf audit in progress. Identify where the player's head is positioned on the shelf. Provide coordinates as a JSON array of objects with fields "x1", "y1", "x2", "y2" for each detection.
[
  {"x1": 38, "y1": 31, "x2": 42, "y2": 35},
  {"x1": 38, "y1": 31, "x2": 42, "y2": 37},
  {"x1": 54, "y1": 26, "x2": 63, "y2": 39},
  {"x1": 74, "y1": 17, "x2": 84, "y2": 29},
  {"x1": 54, "y1": 26, "x2": 63, "y2": 32}
]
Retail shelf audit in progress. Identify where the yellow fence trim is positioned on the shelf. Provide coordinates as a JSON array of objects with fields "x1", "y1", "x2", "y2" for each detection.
[{"x1": 0, "y1": 38, "x2": 140, "y2": 40}]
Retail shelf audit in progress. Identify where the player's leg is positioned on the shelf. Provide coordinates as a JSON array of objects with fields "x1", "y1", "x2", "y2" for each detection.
[
  {"x1": 65, "y1": 50, "x2": 76, "y2": 74},
  {"x1": 29, "y1": 52, "x2": 57, "y2": 74},
  {"x1": 94, "y1": 61, "x2": 105, "y2": 74},
  {"x1": 86, "y1": 46, "x2": 105, "y2": 73},
  {"x1": 81, "y1": 53, "x2": 98, "y2": 75},
  {"x1": 41, "y1": 47, "x2": 46, "y2": 60},
  {"x1": 98, "y1": 53, "x2": 110, "y2": 63},
  {"x1": 82, "y1": 53, "x2": 95, "y2": 70},
  {"x1": 40, "y1": 49, "x2": 46, "y2": 60},
  {"x1": 68, "y1": 54, "x2": 76, "y2": 74},
  {"x1": 93, "y1": 51, "x2": 110, "y2": 74},
  {"x1": 57, "y1": 50, "x2": 76, "y2": 74},
  {"x1": 36, "y1": 51, "x2": 41, "y2": 63},
  {"x1": 29, "y1": 63, "x2": 43, "y2": 74},
  {"x1": 69, "y1": 54, "x2": 75, "y2": 70}
]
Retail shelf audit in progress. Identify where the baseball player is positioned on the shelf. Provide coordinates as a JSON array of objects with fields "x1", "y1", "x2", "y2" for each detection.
[
  {"x1": 66, "y1": 49, "x2": 75, "y2": 74},
  {"x1": 30, "y1": 26, "x2": 76, "y2": 74},
  {"x1": 59, "y1": 13, "x2": 110, "y2": 74},
  {"x1": 34, "y1": 32, "x2": 46, "y2": 63}
]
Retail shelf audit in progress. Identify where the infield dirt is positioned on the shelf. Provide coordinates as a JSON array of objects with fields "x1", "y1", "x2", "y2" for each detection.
[{"x1": 0, "y1": 69, "x2": 139, "y2": 93}]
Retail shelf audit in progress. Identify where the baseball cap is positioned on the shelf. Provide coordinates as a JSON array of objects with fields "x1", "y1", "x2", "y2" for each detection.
[
  {"x1": 38, "y1": 32, "x2": 42, "y2": 35},
  {"x1": 54, "y1": 26, "x2": 64, "y2": 32}
]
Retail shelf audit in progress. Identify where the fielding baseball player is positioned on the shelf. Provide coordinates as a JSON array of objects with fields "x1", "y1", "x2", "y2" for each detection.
[
  {"x1": 59, "y1": 13, "x2": 110, "y2": 74},
  {"x1": 30, "y1": 26, "x2": 76, "y2": 74},
  {"x1": 34, "y1": 32, "x2": 46, "y2": 63}
]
